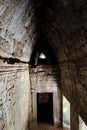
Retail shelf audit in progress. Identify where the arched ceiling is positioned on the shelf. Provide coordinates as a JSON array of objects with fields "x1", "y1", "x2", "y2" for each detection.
[
  {"x1": 0, "y1": 0, "x2": 87, "y2": 63},
  {"x1": 34, "y1": 0, "x2": 87, "y2": 62},
  {"x1": 0, "y1": 0, "x2": 87, "y2": 124},
  {"x1": 32, "y1": 0, "x2": 87, "y2": 124},
  {"x1": 0, "y1": 0, "x2": 36, "y2": 62}
]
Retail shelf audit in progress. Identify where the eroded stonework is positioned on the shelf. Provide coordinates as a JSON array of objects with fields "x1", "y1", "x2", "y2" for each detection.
[
  {"x1": 0, "y1": 0, "x2": 36, "y2": 62},
  {"x1": 0, "y1": 61, "x2": 30, "y2": 130},
  {"x1": 0, "y1": 0, "x2": 87, "y2": 130}
]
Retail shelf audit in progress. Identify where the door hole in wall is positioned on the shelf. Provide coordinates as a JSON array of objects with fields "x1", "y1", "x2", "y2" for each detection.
[
  {"x1": 63, "y1": 96, "x2": 70, "y2": 128},
  {"x1": 37, "y1": 93, "x2": 53, "y2": 124}
]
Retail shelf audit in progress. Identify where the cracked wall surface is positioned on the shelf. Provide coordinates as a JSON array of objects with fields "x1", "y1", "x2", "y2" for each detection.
[
  {"x1": 0, "y1": 61, "x2": 30, "y2": 130},
  {"x1": 0, "y1": 0, "x2": 36, "y2": 129},
  {"x1": 0, "y1": 0, "x2": 87, "y2": 129},
  {"x1": 0, "y1": 0, "x2": 36, "y2": 62}
]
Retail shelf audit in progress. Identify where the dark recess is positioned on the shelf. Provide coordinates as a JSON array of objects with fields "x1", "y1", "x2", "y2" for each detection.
[{"x1": 37, "y1": 93, "x2": 53, "y2": 124}]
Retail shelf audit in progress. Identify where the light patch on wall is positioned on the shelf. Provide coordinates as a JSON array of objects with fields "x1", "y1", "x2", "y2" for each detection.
[
  {"x1": 39, "y1": 53, "x2": 46, "y2": 59},
  {"x1": 79, "y1": 116, "x2": 87, "y2": 130},
  {"x1": 63, "y1": 96, "x2": 70, "y2": 128}
]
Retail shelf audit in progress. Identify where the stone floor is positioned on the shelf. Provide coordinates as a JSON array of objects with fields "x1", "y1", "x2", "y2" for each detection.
[{"x1": 29, "y1": 123, "x2": 70, "y2": 130}]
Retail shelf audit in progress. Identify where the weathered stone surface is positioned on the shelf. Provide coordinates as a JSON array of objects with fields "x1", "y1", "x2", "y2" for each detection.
[
  {"x1": 0, "y1": 0, "x2": 36, "y2": 62},
  {"x1": 34, "y1": 0, "x2": 87, "y2": 62},
  {"x1": 60, "y1": 61, "x2": 87, "y2": 125},
  {"x1": 29, "y1": 65, "x2": 61, "y2": 127},
  {"x1": 30, "y1": 65, "x2": 59, "y2": 89},
  {"x1": 0, "y1": 61, "x2": 30, "y2": 130},
  {"x1": 33, "y1": 0, "x2": 87, "y2": 125},
  {"x1": 0, "y1": 0, "x2": 87, "y2": 129}
]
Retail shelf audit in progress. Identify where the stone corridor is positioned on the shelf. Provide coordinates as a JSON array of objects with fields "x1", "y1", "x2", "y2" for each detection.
[{"x1": 0, "y1": 0, "x2": 87, "y2": 130}]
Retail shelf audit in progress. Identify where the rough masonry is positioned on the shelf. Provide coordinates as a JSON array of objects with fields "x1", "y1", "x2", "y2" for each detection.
[{"x1": 0, "y1": 0, "x2": 87, "y2": 130}]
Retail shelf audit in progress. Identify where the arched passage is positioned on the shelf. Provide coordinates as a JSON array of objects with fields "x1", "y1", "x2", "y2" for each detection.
[
  {"x1": 0, "y1": 0, "x2": 87, "y2": 130},
  {"x1": 29, "y1": 41, "x2": 62, "y2": 127}
]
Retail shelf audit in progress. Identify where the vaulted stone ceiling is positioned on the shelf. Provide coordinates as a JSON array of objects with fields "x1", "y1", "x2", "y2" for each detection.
[
  {"x1": 0, "y1": 0, "x2": 87, "y2": 126},
  {"x1": 0, "y1": 0, "x2": 87, "y2": 62},
  {"x1": 0, "y1": 0, "x2": 36, "y2": 62},
  {"x1": 34, "y1": 0, "x2": 87, "y2": 62}
]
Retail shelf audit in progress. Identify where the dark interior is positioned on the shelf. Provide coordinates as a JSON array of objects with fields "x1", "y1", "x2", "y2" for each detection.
[
  {"x1": 30, "y1": 40, "x2": 57, "y2": 66},
  {"x1": 37, "y1": 93, "x2": 53, "y2": 124}
]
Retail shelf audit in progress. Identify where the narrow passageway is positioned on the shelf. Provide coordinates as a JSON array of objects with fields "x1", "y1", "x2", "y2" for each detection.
[
  {"x1": 0, "y1": 1, "x2": 87, "y2": 130},
  {"x1": 29, "y1": 123, "x2": 70, "y2": 130}
]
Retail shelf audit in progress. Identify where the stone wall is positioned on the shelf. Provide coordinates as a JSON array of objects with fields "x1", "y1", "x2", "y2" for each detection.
[
  {"x1": 30, "y1": 64, "x2": 59, "y2": 90},
  {"x1": 0, "y1": 0, "x2": 87, "y2": 128},
  {"x1": 29, "y1": 64, "x2": 60, "y2": 124},
  {"x1": 0, "y1": 0, "x2": 36, "y2": 62},
  {"x1": 0, "y1": 0, "x2": 37, "y2": 129},
  {"x1": 34, "y1": 0, "x2": 87, "y2": 125},
  {"x1": 60, "y1": 61, "x2": 87, "y2": 125},
  {"x1": 0, "y1": 61, "x2": 30, "y2": 130},
  {"x1": 36, "y1": 0, "x2": 87, "y2": 62}
]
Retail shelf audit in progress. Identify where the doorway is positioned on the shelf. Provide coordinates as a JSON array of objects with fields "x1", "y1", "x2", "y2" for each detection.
[{"x1": 37, "y1": 93, "x2": 53, "y2": 124}]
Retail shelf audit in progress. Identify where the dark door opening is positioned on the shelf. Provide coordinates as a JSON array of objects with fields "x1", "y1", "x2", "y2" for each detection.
[{"x1": 37, "y1": 93, "x2": 53, "y2": 124}]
